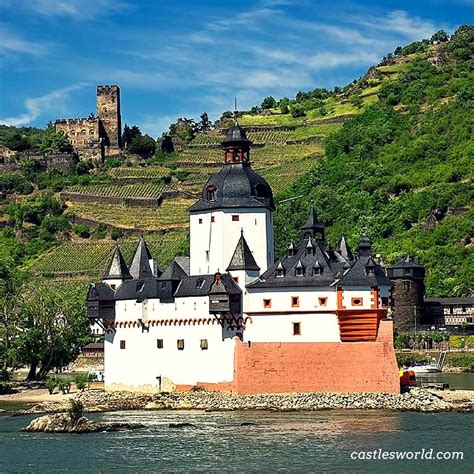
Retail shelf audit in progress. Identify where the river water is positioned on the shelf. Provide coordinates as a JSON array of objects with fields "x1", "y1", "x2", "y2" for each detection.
[{"x1": 0, "y1": 409, "x2": 472, "y2": 473}]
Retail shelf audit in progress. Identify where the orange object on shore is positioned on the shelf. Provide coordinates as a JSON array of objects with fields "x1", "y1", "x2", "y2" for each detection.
[{"x1": 399, "y1": 370, "x2": 417, "y2": 392}]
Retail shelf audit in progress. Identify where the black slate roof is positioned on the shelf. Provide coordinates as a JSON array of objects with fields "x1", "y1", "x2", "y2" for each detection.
[
  {"x1": 175, "y1": 273, "x2": 241, "y2": 297},
  {"x1": 248, "y1": 230, "x2": 390, "y2": 289},
  {"x1": 226, "y1": 232, "x2": 260, "y2": 271},
  {"x1": 222, "y1": 123, "x2": 251, "y2": 146},
  {"x1": 188, "y1": 162, "x2": 275, "y2": 212},
  {"x1": 388, "y1": 255, "x2": 424, "y2": 269},
  {"x1": 159, "y1": 259, "x2": 189, "y2": 281},
  {"x1": 129, "y1": 237, "x2": 157, "y2": 279},
  {"x1": 103, "y1": 245, "x2": 132, "y2": 280}
]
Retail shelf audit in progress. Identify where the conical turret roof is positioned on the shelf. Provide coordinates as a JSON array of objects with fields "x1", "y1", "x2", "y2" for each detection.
[
  {"x1": 103, "y1": 245, "x2": 132, "y2": 280},
  {"x1": 336, "y1": 235, "x2": 353, "y2": 261},
  {"x1": 226, "y1": 231, "x2": 260, "y2": 271},
  {"x1": 129, "y1": 237, "x2": 154, "y2": 279}
]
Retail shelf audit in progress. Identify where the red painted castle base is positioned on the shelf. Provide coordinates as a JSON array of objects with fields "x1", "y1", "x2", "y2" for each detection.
[{"x1": 180, "y1": 319, "x2": 399, "y2": 394}]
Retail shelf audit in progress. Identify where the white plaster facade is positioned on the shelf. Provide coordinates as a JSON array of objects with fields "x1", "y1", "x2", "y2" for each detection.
[{"x1": 189, "y1": 208, "x2": 273, "y2": 275}]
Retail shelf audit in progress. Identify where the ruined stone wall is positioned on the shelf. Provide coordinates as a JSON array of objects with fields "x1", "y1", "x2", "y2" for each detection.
[
  {"x1": 97, "y1": 85, "x2": 121, "y2": 155},
  {"x1": 55, "y1": 117, "x2": 100, "y2": 150}
]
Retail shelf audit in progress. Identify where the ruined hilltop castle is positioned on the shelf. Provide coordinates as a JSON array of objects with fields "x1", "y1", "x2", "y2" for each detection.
[{"x1": 55, "y1": 85, "x2": 122, "y2": 161}]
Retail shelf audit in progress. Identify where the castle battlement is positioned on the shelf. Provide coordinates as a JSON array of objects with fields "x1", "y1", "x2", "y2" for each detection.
[{"x1": 55, "y1": 117, "x2": 98, "y2": 125}]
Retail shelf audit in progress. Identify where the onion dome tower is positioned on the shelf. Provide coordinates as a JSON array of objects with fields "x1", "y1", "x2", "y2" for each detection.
[{"x1": 189, "y1": 121, "x2": 275, "y2": 276}]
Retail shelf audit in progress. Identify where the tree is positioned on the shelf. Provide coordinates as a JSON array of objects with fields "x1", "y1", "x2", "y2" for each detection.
[
  {"x1": 290, "y1": 104, "x2": 306, "y2": 118},
  {"x1": 128, "y1": 134, "x2": 157, "y2": 158},
  {"x1": 197, "y1": 113, "x2": 212, "y2": 132},
  {"x1": 15, "y1": 283, "x2": 91, "y2": 380},
  {"x1": 279, "y1": 97, "x2": 290, "y2": 114},
  {"x1": 4, "y1": 132, "x2": 30, "y2": 151},
  {"x1": 430, "y1": 30, "x2": 449, "y2": 44},
  {"x1": 261, "y1": 96, "x2": 277, "y2": 109},
  {"x1": 0, "y1": 258, "x2": 26, "y2": 377},
  {"x1": 122, "y1": 124, "x2": 141, "y2": 148},
  {"x1": 394, "y1": 46, "x2": 403, "y2": 56},
  {"x1": 40, "y1": 123, "x2": 73, "y2": 153}
]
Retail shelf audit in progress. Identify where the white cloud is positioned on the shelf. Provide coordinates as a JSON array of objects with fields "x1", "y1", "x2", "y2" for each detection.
[
  {"x1": 0, "y1": 83, "x2": 88, "y2": 126},
  {"x1": 349, "y1": 10, "x2": 442, "y2": 41},
  {"x1": 0, "y1": 26, "x2": 49, "y2": 57},
  {"x1": 0, "y1": 0, "x2": 133, "y2": 21}
]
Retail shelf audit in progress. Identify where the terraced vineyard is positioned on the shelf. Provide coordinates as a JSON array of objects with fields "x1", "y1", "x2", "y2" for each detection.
[
  {"x1": 63, "y1": 183, "x2": 169, "y2": 199},
  {"x1": 31, "y1": 232, "x2": 189, "y2": 277},
  {"x1": 107, "y1": 166, "x2": 171, "y2": 180},
  {"x1": 68, "y1": 198, "x2": 193, "y2": 230}
]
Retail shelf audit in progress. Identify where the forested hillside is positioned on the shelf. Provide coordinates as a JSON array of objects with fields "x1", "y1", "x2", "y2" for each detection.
[{"x1": 0, "y1": 25, "x2": 472, "y2": 299}]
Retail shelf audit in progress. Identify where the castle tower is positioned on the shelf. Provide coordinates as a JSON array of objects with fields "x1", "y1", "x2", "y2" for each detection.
[
  {"x1": 188, "y1": 122, "x2": 275, "y2": 275},
  {"x1": 386, "y1": 255, "x2": 426, "y2": 331},
  {"x1": 96, "y1": 85, "x2": 122, "y2": 155}
]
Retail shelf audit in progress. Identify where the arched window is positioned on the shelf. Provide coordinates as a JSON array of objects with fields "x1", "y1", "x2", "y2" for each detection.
[
  {"x1": 70, "y1": 130, "x2": 76, "y2": 136},
  {"x1": 90, "y1": 129, "x2": 95, "y2": 136},
  {"x1": 81, "y1": 129, "x2": 86, "y2": 136}
]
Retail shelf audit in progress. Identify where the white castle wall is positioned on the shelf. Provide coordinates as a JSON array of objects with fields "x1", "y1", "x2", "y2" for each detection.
[
  {"x1": 104, "y1": 297, "x2": 236, "y2": 390},
  {"x1": 189, "y1": 208, "x2": 273, "y2": 276}
]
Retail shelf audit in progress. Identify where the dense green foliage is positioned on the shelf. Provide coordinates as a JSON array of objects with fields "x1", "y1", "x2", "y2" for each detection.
[{"x1": 274, "y1": 26, "x2": 474, "y2": 297}]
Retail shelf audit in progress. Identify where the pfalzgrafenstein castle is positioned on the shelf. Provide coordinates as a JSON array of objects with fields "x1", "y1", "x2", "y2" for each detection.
[{"x1": 87, "y1": 121, "x2": 399, "y2": 394}]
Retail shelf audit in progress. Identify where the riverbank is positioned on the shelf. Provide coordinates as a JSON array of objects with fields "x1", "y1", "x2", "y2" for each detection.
[{"x1": 2, "y1": 388, "x2": 473, "y2": 414}]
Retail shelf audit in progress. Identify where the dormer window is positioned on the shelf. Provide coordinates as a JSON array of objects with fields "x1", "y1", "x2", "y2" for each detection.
[
  {"x1": 296, "y1": 267, "x2": 304, "y2": 276},
  {"x1": 136, "y1": 282, "x2": 145, "y2": 292},
  {"x1": 196, "y1": 278, "x2": 205, "y2": 289},
  {"x1": 276, "y1": 268, "x2": 284, "y2": 278},
  {"x1": 206, "y1": 185, "x2": 216, "y2": 202}
]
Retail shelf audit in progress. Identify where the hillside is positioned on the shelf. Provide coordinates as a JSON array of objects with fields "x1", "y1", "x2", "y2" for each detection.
[{"x1": 0, "y1": 25, "x2": 472, "y2": 297}]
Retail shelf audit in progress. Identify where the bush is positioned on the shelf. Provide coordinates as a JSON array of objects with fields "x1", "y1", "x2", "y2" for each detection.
[
  {"x1": 448, "y1": 354, "x2": 474, "y2": 370},
  {"x1": 396, "y1": 353, "x2": 428, "y2": 368},
  {"x1": 73, "y1": 224, "x2": 90, "y2": 238},
  {"x1": 68, "y1": 399, "x2": 84, "y2": 423},
  {"x1": 0, "y1": 370, "x2": 12, "y2": 394},
  {"x1": 111, "y1": 229, "x2": 123, "y2": 241},
  {"x1": 45, "y1": 377, "x2": 57, "y2": 395},
  {"x1": 290, "y1": 104, "x2": 306, "y2": 118},
  {"x1": 56, "y1": 377, "x2": 71, "y2": 394},
  {"x1": 74, "y1": 373, "x2": 89, "y2": 391}
]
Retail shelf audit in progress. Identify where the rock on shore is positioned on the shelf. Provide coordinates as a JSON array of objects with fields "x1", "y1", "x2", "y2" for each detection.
[
  {"x1": 23, "y1": 413, "x2": 144, "y2": 433},
  {"x1": 14, "y1": 388, "x2": 473, "y2": 416}
]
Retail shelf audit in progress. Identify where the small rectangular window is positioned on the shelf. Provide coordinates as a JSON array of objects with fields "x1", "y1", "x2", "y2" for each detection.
[
  {"x1": 232, "y1": 215, "x2": 239, "y2": 221},
  {"x1": 263, "y1": 299, "x2": 272, "y2": 308},
  {"x1": 318, "y1": 297, "x2": 327, "y2": 307},
  {"x1": 200, "y1": 339, "x2": 208, "y2": 350},
  {"x1": 198, "y1": 218, "x2": 203, "y2": 224},
  {"x1": 177, "y1": 339, "x2": 185, "y2": 350},
  {"x1": 381, "y1": 297, "x2": 389, "y2": 307},
  {"x1": 351, "y1": 297, "x2": 363, "y2": 306},
  {"x1": 157, "y1": 339, "x2": 164, "y2": 349},
  {"x1": 293, "y1": 322, "x2": 301, "y2": 335},
  {"x1": 291, "y1": 296, "x2": 299, "y2": 307},
  {"x1": 120, "y1": 340, "x2": 126, "y2": 350},
  {"x1": 211, "y1": 216, "x2": 215, "y2": 223}
]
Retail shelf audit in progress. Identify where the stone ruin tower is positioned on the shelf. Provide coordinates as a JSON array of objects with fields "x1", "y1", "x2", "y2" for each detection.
[
  {"x1": 96, "y1": 85, "x2": 122, "y2": 155},
  {"x1": 54, "y1": 85, "x2": 122, "y2": 161},
  {"x1": 386, "y1": 256, "x2": 426, "y2": 331}
]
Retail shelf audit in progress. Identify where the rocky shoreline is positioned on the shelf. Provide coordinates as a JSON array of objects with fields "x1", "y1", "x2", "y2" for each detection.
[{"x1": 10, "y1": 388, "x2": 474, "y2": 415}]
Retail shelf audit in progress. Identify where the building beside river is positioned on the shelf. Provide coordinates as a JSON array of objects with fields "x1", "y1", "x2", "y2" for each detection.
[{"x1": 87, "y1": 122, "x2": 399, "y2": 394}]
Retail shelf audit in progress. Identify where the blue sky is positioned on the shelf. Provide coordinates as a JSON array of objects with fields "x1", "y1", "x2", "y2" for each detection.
[{"x1": 0, "y1": 0, "x2": 472, "y2": 136}]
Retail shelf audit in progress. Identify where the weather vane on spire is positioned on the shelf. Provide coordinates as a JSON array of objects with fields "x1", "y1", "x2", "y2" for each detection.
[{"x1": 233, "y1": 97, "x2": 238, "y2": 124}]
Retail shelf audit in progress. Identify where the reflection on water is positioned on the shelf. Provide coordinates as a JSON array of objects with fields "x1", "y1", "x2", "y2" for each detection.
[
  {"x1": 417, "y1": 372, "x2": 474, "y2": 390},
  {"x1": 1, "y1": 410, "x2": 472, "y2": 473}
]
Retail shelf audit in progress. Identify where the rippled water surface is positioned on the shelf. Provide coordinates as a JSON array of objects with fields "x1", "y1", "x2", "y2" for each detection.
[{"x1": 0, "y1": 409, "x2": 473, "y2": 473}]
